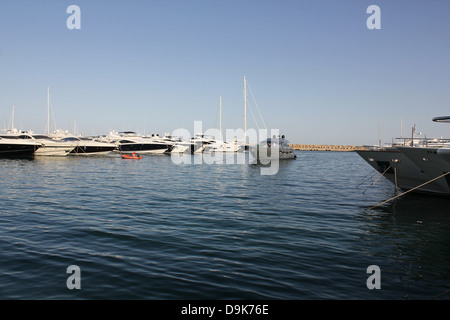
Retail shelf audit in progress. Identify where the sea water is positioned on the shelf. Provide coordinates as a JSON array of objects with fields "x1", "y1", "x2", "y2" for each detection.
[{"x1": 0, "y1": 151, "x2": 449, "y2": 299}]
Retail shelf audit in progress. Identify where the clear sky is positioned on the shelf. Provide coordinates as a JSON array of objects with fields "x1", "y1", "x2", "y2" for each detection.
[{"x1": 1, "y1": 0, "x2": 450, "y2": 145}]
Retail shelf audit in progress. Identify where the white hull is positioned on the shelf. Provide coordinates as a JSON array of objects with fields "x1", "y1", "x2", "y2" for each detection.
[
  {"x1": 171, "y1": 144, "x2": 190, "y2": 154},
  {"x1": 170, "y1": 135, "x2": 215, "y2": 154},
  {"x1": 113, "y1": 148, "x2": 167, "y2": 155},
  {"x1": 106, "y1": 131, "x2": 171, "y2": 154},
  {"x1": 35, "y1": 146, "x2": 74, "y2": 157},
  {"x1": 69, "y1": 150, "x2": 114, "y2": 156},
  {"x1": 203, "y1": 141, "x2": 243, "y2": 153}
]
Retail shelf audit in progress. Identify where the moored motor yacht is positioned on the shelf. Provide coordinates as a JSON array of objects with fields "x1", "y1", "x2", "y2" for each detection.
[
  {"x1": 356, "y1": 145, "x2": 449, "y2": 194},
  {"x1": 357, "y1": 117, "x2": 450, "y2": 195},
  {"x1": 107, "y1": 131, "x2": 171, "y2": 154},
  {"x1": 249, "y1": 135, "x2": 296, "y2": 162},
  {"x1": 50, "y1": 130, "x2": 117, "y2": 156},
  {"x1": 203, "y1": 137, "x2": 243, "y2": 153},
  {"x1": 0, "y1": 132, "x2": 75, "y2": 156},
  {"x1": 171, "y1": 134, "x2": 216, "y2": 154},
  {"x1": 396, "y1": 145, "x2": 450, "y2": 195},
  {"x1": 61, "y1": 136, "x2": 117, "y2": 156},
  {"x1": 0, "y1": 136, "x2": 41, "y2": 158}
]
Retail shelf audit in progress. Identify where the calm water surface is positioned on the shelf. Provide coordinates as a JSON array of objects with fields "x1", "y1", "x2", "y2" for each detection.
[{"x1": 0, "y1": 151, "x2": 449, "y2": 299}]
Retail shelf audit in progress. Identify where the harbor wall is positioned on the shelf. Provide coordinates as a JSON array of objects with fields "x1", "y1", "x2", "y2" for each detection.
[{"x1": 289, "y1": 144, "x2": 367, "y2": 152}]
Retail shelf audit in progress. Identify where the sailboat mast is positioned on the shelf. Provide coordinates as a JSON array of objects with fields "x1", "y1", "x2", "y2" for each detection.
[
  {"x1": 378, "y1": 119, "x2": 381, "y2": 147},
  {"x1": 400, "y1": 116, "x2": 403, "y2": 138},
  {"x1": 219, "y1": 96, "x2": 222, "y2": 140},
  {"x1": 47, "y1": 87, "x2": 50, "y2": 135},
  {"x1": 244, "y1": 76, "x2": 247, "y2": 143},
  {"x1": 11, "y1": 105, "x2": 15, "y2": 131}
]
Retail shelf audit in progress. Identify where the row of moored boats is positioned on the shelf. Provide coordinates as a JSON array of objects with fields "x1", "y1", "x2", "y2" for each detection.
[
  {"x1": 0, "y1": 128, "x2": 297, "y2": 161},
  {"x1": 356, "y1": 116, "x2": 450, "y2": 196}
]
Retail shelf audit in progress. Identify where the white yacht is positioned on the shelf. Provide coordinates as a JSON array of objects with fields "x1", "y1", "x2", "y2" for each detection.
[
  {"x1": 201, "y1": 96, "x2": 244, "y2": 154},
  {"x1": 171, "y1": 134, "x2": 216, "y2": 154},
  {"x1": 107, "y1": 131, "x2": 172, "y2": 154},
  {"x1": 0, "y1": 131, "x2": 75, "y2": 157},
  {"x1": 203, "y1": 138, "x2": 243, "y2": 153},
  {"x1": 62, "y1": 137, "x2": 117, "y2": 156},
  {"x1": 0, "y1": 136, "x2": 41, "y2": 158},
  {"x1": 250, "y1": 135, "x2": 296, "y2": 162},
  {"x1": 51, "y1": 130, "x2": 116, "y2": 156},
  {"x1": 148, "y1": 133, "x2": 181, "y2": 152}
]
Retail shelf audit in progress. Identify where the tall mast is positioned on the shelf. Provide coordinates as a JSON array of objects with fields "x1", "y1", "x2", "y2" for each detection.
[
  {"x1": 400, "y1": 116, "x2": 403, "y2": 138},
  {"x1": 47, "y1": 86, "x2": 50, "y2": 135},
  {"x1": 11, "y1": 105, "x2": 15, "y2": 131},
  {"x1": 244, "y1": 76, "x2": 247, "y2": 143},
  {"x1": 219, "y1": 96, "x2": 222, "y2": 140},
  {"x1": 378, "y1": 118, "x2": 381, "y2": 147}
]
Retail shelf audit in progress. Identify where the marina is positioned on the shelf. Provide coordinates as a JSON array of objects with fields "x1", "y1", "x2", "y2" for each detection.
[
  {"x1": 2, "y1": 93, "x2": 450, "y2": 302},
  {"x1": 1, "y1": 98, "x2": 450, "y2": 301}
]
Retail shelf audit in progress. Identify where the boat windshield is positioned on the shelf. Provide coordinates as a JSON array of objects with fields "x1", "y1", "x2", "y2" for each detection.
[
  {"x1": 60, "y1": 137, "x2": 81, "y2": 142},
  {"x1": 31, "y1": 135, "x2": 54, "y2": 140}
]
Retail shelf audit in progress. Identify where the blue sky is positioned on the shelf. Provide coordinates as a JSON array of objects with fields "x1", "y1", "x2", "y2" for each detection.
[{"x1": 1, "y1": 0, "x2": 450, "y2": 145}]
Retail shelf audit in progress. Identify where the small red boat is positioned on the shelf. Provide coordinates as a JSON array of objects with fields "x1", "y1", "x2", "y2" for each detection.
[{"x1": 121, "y1": 153, "x2": 142, "y2": 160}]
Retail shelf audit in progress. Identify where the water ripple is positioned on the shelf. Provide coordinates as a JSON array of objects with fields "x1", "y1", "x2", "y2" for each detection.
[{"x1": 1, "y1": 153, "x2": 450, "y2": 299}]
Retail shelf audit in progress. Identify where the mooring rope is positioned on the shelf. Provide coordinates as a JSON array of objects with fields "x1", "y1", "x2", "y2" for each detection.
[
  {"x1": 362, "y1": 164, "x2": 392, "y2": 194},
  {"x1": 357, "y1": 170, "x2": 381, "y2": 187},
  {"x1": 369, "y1": 171, "x2": 450, "y2": 210},
  {"x1": 429, "y1": 288, "x2": 450, "y2": 300}
]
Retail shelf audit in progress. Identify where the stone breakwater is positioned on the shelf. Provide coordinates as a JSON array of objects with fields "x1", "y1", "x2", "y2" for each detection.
[{"x1": 289, "y1": 144, "x2": 367, "y2": 152}]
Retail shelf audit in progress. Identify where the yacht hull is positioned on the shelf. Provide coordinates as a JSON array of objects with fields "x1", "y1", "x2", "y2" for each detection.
[
  {"x1": 117, "y1": 144, "x2": 168, "y2": 154},
  {"x1": 35, "y1": 146, "x2": 74, "y2": 157},
  {"x1": 356, "y1": 149, "x2": 449, "y2": 195},
  {"x1": 69, "y1": 145, "x2": 116, "y2": 156},
  {"x1": 0, "y1": 142, "x2": 39, "y2": 158},
  {"x1": 249, "y1": 145, "x2": 296, "y2": 162},
  {"x1": 396, "y1": 146, "x2": 450, "y2": 195}
]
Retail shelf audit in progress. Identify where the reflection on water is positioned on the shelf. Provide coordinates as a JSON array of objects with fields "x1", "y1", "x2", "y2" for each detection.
[{"x1": 364, "y1": 194, "x2": 450, "y2": 299}]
